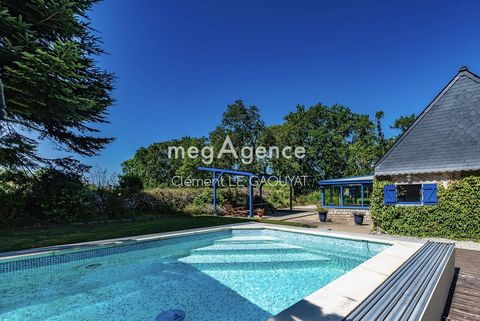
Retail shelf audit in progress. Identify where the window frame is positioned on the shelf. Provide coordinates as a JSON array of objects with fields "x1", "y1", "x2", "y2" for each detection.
[
  {"x1": 320, "y1": 183, "x2": 372, "y2": 209},
  {"x1": 383, "y1": 183, "x2": 438, "y2": 206},
  {"x1": 323, "y1": 185, "x2": 341, "y2": 207}
]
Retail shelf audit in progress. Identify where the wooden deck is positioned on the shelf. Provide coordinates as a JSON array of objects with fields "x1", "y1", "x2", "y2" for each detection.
[{"x1": 443, "y1": 248, "x2": 480, "y2": 321}]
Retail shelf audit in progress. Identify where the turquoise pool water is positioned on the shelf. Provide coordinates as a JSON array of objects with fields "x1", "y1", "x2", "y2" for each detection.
[{"x1": 0, "y1": 229, "x2": 388, "y2": 321}]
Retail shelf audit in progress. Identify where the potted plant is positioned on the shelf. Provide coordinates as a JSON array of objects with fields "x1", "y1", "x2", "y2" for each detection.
[
  {"x1": 317, "y1": 206, "x2": 328, "y2": 222},
  {"x1": 353, "y1": 211, "x2": 365, "y2": 225}
]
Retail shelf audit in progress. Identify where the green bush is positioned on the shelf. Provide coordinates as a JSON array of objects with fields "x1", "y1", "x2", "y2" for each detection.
[
  {"x1": 317, "y1": 205, "x2": 328, "y2": 214},
  {"x1": 220, "y1": 188, "x2": 247, "y2": 207},
  {"x1": 28, "y1": 169, "x2": 91, "y2": 225},
  {"x1": 0, "y1": 170, "x2": 191, "y2": 227},
  {"x1": 371, "y1": 175, "x2": 480, "y2": 241},
  {"x1": 0, "y1": 187, "x2": 28, "y2": 228},
  {"x1": 296, "y1": 191, "x2": 321, "y2": 205},
  {"x1": 87, "y1": 187, "x2": 124, "y2": 220},
  {"x1": 184, "y1": 203, "x2": 215, "y2": 215},
  {"x1": 193, "y1": 189, "x2": 223, "y2": 206},
  {"x1": 118, "y1": 174, "x2": 144, "y2": 194},
  {"x1": 262, "y1": 183, "x2": 291, "y2": 208},
  {"x1": 146, "y1": 188, "x2": 205, "y2": 209}
]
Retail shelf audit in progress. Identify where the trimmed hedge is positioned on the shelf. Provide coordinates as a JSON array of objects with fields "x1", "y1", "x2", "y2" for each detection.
[{"x1": 371, "y1": 175, "x2": 480, "y2": 241}]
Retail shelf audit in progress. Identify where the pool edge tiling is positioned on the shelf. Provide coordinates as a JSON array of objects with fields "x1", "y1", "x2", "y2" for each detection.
[{"x1": 0, "y1": 223, "x2": 422, "y2": 321}]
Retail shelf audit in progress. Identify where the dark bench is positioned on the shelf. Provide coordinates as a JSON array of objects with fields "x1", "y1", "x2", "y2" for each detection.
[{"x1": 345, "y1": 241, "x2": 455, "y2": 321}]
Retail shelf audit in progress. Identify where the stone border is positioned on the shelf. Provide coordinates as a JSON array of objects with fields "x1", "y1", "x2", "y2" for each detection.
[{"x1": 0, "y1": 223, "x2": 423, "y2": 321}]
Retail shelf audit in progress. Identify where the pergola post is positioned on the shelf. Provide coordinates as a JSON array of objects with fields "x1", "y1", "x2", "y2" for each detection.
[
  {"x1": 289, "y1": 183, "x2": 293, "y2": 211},
  {"x1": 249, "y1": 178, "x2": 254, "y2": 218},
  {"x1": 213, "y1": 171, "x2": 217, "y2": 212},
  {"x1": 361, "y1": 185, "x2": 364, "y2": 207},
  {"x1": 259, "y1": 183, "x2": 264, "y2": 206},
  {"x1": 198, "y1": 167, "x2": 296, "y2": 218},
  {"x1": 320, "y1": 187, "x2": 324, "y2": 207},
  {"x1": 340, "y1": 185, "x2": 343, "y2": 207}
]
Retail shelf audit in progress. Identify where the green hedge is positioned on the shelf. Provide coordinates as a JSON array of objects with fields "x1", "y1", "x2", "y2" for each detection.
[
  {"x1": 371, "y1": 175, "x2": 480, "y2": 241},
  {"x1": 295, "y1": 191, "x2": 321, "y2": 206}
]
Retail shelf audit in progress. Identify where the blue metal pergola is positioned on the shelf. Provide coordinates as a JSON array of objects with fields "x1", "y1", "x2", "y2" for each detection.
[{"x1": 198, "y1": 166, "x2": 293, "y2": 217}]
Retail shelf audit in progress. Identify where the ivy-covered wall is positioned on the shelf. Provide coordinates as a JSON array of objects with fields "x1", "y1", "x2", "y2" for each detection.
[{"x1": 371, "y1": 175, "x2": 480, "y2": 241}]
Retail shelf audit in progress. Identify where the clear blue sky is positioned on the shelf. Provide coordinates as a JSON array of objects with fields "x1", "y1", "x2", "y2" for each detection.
[{"x1": 49, "y1": 0, "x2": 480, "y2": 174}]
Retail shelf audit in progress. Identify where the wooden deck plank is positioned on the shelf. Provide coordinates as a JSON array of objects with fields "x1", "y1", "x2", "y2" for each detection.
[{"x1": 443, "y1": 249, "x2": 480, "y2": 321}]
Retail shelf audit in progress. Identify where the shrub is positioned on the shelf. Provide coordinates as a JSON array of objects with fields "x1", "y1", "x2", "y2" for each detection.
[
  {"x1": 222, "y1": 187, "x2": 252, "y2": 207},
  {"x1": 371, "y1": 175, "x2": 480, "y2": 241},
  {"x1": 86, "y1": 187, "x2": 125, "y2": 221},
  {"x1": 0, "y1": 170, "x2": 201, "y2": 227},
  {"x1": 305, "y1": 191, "x2": 321, "y2": 205},
  {"x1": 193, "y1": 189, "x2": 223, "y2": 206},
  {"x1": 29, "y1": 169, "x2": 91, "y2": 225},
  {"x1": 118, "y1": 174, "x2": 144, "y2": 194},
  {"x1": 317, "y1": 205, "x2": 328, "y2": 214},
  {"x1": 146, "y1": 188, "x2": 204, "y2": 209},
  {"x1": 0, "y1": 188, "x2": 28, "y2": 228},
  {"x1": 262, "y1": 183, "x2": 291, "y2": 208},
  {"x1": 0, "y1": 171, "x2": 29, "y2": 227},
  {"x1": 296, "y1": 191, "x2": 321, "y2": 205},
  {"x1": 184, "y1": 203, "x2": 215, "y2": 215},
  {"x1": 123, "y1": 192, "x2": 156, "y2": 212}
]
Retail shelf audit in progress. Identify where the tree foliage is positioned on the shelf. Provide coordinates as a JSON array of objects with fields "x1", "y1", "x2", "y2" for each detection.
[
  {"x1": 265, "y1": 104, "x2": 382, "y2": 191},
  {"x1": 0, "y1": 0, "x2": 114, "y2": 170},
  {"x1": 391, "y1": 113, "x2": 416, "y2": 135},
  {"x1": 121, "y1": 137, "x2": 208, "y2": 188},
  {"x1": 209, "y1": 100, "x2": 265, "y2": 172},
  {"x1": 121, "y1": 101, "x2": 409, "y2": 193}
]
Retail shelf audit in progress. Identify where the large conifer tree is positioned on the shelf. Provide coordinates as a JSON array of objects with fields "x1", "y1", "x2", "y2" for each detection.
[{"x1": 0, "y1": 0, "x2": 114, "y2": 170}]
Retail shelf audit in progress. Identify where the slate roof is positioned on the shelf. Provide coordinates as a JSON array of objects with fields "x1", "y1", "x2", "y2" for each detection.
[{"x1": 375, "y1": 67, "x2": 480, "y2": 176}]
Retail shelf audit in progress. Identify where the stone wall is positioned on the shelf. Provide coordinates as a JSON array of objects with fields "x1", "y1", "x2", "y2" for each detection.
[
  {"x1": 326, "y1": 208, "x2": 372, "y2": 225},
  {"x1": 376, "y1": 171, "x2": 473, "y2": 189}
]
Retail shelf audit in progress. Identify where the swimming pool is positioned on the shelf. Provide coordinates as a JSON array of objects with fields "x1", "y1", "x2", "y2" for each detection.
[{"x1": 0, "y1": 228, "x2": 389, "y2": 321}]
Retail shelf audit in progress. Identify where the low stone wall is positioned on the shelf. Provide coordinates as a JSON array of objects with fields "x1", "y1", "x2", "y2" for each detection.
[{"x1": 326, "y1": 208, "x2": 372, "y2": 225}]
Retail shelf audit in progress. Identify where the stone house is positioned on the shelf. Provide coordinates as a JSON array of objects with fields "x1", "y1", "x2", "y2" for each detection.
[{"x1": 319, "y1": 67, "x2": 480, "y2": 224}]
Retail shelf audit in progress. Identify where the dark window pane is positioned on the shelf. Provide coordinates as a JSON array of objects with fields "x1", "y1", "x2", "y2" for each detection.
[
  {"x1": 397, "y1": 184, "x2": 422, "y2": 203},
  {"x1": 324, "y1": 186, "x2": 340, "y2": 206},
  {"x1": 343, "y1": 185, "x2": 362, "y2": 206}
]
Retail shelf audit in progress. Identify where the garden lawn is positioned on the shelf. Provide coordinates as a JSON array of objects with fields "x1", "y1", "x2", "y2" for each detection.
[{"x1": 0, "y1": 216, "x2": 313, "y2": 253}]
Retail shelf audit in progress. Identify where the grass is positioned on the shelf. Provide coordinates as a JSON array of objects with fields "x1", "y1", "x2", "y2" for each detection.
[{"x1": 0, "y1": 216, "x2": 314, "y2": 253}]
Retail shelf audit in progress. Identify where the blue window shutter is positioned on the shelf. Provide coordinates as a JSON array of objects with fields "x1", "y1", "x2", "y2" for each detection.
[
  {"x1": 423, "y1": 183, "x2": 438, "y2": 205},
  {"x1": 384, "y1": 184, "x2": 396, "y2": 205}
]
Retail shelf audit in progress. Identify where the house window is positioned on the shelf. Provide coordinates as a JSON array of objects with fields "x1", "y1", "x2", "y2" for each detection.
[
  {"x1": 384, "y1": 183, "x2": 438, "y2": 205},
  {"x1": 324, "y1": 186, "x2": 341, "y2": 206},
  {"x1": 342, "y1": 185, "x2": 362, "y2": 206},
  {"x1": 396, "y1": 184, "x2": 422, "y2": 203},
  {"x1": 321, "y1": 184, "x2": 372, "y2": 208}
]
